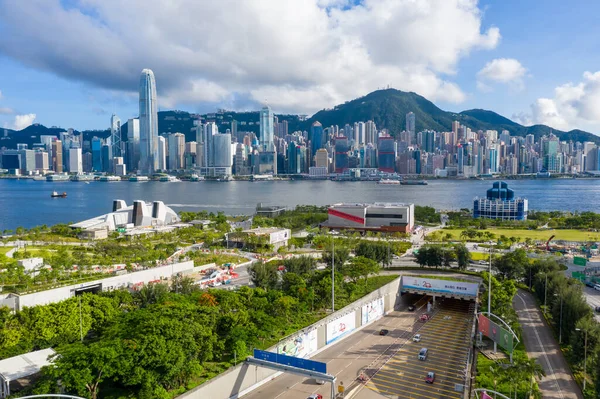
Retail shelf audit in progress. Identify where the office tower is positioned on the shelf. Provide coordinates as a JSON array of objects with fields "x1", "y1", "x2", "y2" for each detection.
[
  {"x1": 334, "y1": 137, "x2": 349, "y2": 173},
  {"x1": 452, "y1": 121, "x2": 460, "y2": 136},
  {"x1": 525, "y1": 134, "x2": 535, "y2": 148},
  {"x1": 157, "y1": 136, "x2": 166, "y2": 171},
  {"x1": 488, "y1": 148, "x2": 498, "y2": 173},
  {"x1": 110, "y1": 114, "x2": 122, "y2": 158},
  {"x1": 406, "y1": 112, "x2": 416, "y2": 145},
  {"x1": 167, "y1": 133, "x2": 185, "y2": 170},
  {"x1": 365, "y1": 120, "x2": 377, "y2": 146},
  {"x1": 422, "y1": 131, "x2": 436, "y2": 153},
  {"x1": 499, "y1": 130, "x2": 510, "y2": 144},
  {"x1": 127, "y1": 118, "x2": 140, "y2": 172},
  {"x1": 60, "y1": 131, "x2": 73, "y2": 171},
  {"x1": 309, "y1": 122, "x2": 325, "y2": 164},
  {"x1": 35, "y1": 151, "x2": 49, "y2": 171},
  {"x1": 51, "y1": 140, "x2": 63, "y2": 172},
  {"x1": 213, "y1": 133, "x2": 233, "y2": 169},
  {"x1": 259, "y1": 105, "x2": 274, "y2": 151},
  {"x1": 139, "y1": 69, "x2": 159, "y2": 175},
  {"x1": 68, "y1": 147, "x2": 83, "y2": 174},
  {"x1": 91, "y1": 137, "x2": 103, "y2": 172},
  {"x1": 355, "y1": 122, "x2": 365, "y2": 145},
  {"x1": 101, "y1": 144, "x2": 112, "y2": 173},
  {"x1": 377, "y1": 135, "x2": 395, "y2": 172},
  {"x1": 315, "y1": 148, "x2": 329, "y2": 169}
]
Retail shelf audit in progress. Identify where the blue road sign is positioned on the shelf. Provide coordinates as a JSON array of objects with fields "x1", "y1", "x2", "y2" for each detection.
[{"x1": 253, "y1": 349, "x2": 327, "y2": 374}]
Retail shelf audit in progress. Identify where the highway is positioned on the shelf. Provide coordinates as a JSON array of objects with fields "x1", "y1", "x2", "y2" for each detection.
[
  {"x1": 514, "y1": 290, "x2": 582, "y2": 399},
  {"x1": 242, "y1": 295, "x2": 430, "y2": 399}
]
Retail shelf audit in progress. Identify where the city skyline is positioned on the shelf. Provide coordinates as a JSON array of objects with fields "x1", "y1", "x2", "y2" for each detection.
[{"x1": 1, "y1": 1, "x2": 600, "y2": 134}]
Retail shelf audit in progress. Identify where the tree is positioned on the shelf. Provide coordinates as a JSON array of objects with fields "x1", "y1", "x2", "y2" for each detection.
[
  {"x1": 321, "y1": 246, "x2": 350, "y2": 270},
  {"x1": 249, "y1": 262, "x2": 279, "y2": 290},
  {"x1": 521, "y1": 358, "x2": 545, "y2": 398},
  {"x1": 493, "y1": 249, "x2": 528, "y2": 280},
  {"x1": 454, "y1": 244, "x2": 471, "y2": 270},
  {"x1": 43, "y1": 341, "x2": 120, "y2": 399},
  {"x1": 344, "y1": 256, "x2": 380, "y2": 285}
]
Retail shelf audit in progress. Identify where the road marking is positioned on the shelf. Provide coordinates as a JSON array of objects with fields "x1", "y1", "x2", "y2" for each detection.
[{"x1": 516, "y1": 292, "x2": 565, "y2": 399}]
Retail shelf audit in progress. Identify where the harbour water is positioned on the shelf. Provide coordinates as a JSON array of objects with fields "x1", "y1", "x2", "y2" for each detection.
[{"x1": 0, "y1": 178, "x2": 598, "y2": 231}]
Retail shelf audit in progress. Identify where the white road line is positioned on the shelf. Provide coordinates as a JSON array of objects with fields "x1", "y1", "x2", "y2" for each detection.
[{"x1": 516, "y1": 292, "x2": 564, "y2": 399}]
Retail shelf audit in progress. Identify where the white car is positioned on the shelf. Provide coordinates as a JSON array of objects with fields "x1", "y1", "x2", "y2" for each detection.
[{"x1": 413, "y1": 334, "x2": 422, "y2": 342}]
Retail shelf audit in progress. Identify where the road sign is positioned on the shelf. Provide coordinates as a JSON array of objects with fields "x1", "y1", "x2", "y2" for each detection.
[
  {"x1": 574, "y1": 256, "x2": 587, "y2": 267},
  {"x1": 253, "y1": 349, "x2": 327, "y2": 374},
  {"x1": 572, "y1": 272, "x2": 585, "y2": 281}
]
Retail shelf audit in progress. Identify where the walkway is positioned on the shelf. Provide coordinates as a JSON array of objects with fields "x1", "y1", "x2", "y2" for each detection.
[{"x1": 513, "y1": 289, "x2": 582, "y2": 399}]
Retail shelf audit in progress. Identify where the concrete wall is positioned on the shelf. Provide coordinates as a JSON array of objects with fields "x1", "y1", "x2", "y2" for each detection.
[
  {"x1": 12, "y1": 261, "x2": 195, "y2": 310},
  {"x1": 178, "y1": 276, "x2": 402, "y2": 399}
]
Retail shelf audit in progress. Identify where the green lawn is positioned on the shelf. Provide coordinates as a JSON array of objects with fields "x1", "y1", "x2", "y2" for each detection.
[
  {"x1": 437, "y1": 228, "x2": 600, "y2": 242},
  {"x1": 0, "y1": 247, "x2": 11, "y2": 255},
  {"x1": 470, "y1": 252, "x2": 498, "y2": 261}
]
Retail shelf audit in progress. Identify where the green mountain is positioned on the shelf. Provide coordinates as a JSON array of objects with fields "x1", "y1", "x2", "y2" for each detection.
[{"x1": 1, "y1": 89, "x2": 598, "y2": 148}]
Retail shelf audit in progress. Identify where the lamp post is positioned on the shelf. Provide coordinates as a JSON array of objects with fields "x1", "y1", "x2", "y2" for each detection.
[
  {"x1": 554, "y1": 293, "x2": 563, "y2": 344},
  {"x1": 488, "y1": 242, "x2": 492, "y2": 314},
  {"x1": 331, "y1": 236, "x2": 335, "y2": 313},
  {"x1": 576, "y1": 327, "x2": 588, "y2": 391}
]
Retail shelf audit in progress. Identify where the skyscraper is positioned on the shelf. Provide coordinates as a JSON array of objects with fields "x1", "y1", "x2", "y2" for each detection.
[
  {"x1": 157, "y1": 136, "x2": 167, "y2": 171},
  {"x1": 259, "y1": 105, "x2": 274, "y2": 152},
  {"x1": 110, "y1": 114, "x2": 122, "y2": 158},
  {"x1": 168, "y1": 133, "x2": 185, "y2": 170},
  {"x1": 91, "y1": 137, "x2": 103, "y2": 172},
  {"x1": 406, "y1": 112, "x2": 416, "y2": 144},
  {"x1": 139, "y1": 69, "x2": 159, "y2": 175},
  {"x1": 127, "y1": 119, "x2": 140, "y2": 172},
  {"x1": 310, "y1": 122, "x2": 324, "y2": 164},
  {"x1": 51, "y1": 140, "x2": 63, "y2": 172},
  {"x1": 69, "y1": 147, "x2": 83, "y2": 174}
]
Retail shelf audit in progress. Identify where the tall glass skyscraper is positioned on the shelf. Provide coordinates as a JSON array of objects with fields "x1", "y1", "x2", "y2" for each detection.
[
  {"x1": 139, "y1": 69, "x2": 158, "y2": 175},
  {"x1": 259, "y1": 105, "x2": 274, "y2": 152}
]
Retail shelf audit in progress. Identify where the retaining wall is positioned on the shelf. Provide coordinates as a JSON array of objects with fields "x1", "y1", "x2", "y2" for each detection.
[{"x1": 178, "y1": 276, "x2": 403, "y2": 399}]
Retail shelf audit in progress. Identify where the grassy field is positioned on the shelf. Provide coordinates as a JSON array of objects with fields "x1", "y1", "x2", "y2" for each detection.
[
  {"x1": 191, "y1": 253, "x2": 248, "y2": 266},
  {"x1": 0, "y1": 247, "x2": 11, "y2": 255},
  {"x1": 470, "y1": 251, "x2": 498, "y2": 261},
  {"x1": 438, "y1": 228, "x2": 600, "y2": 242}
]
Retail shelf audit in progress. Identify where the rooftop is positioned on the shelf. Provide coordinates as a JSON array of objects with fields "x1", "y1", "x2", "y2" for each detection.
[
  {"x1": 243, "y1": 227, "x2": 288, "y2": 235},
  {"x1": 330, "y1": 202, "x2": 413, "y2": 208},
  {"x1": 0, "y1": 348, "x2": 55, "y2": 382}
]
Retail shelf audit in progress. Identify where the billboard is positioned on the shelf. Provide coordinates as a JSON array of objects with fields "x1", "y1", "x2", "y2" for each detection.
[
  {"x1": 326, "y1": 312, "x2": 356, "y2": 344},
  {"x1": 478, "y1": 314, "x2": 514, "y2": 352},
  {"x1": 402, "y1": 276, "x2": 479, "y2": 297},
  {"x1": 362, "y1": 297, "x2": 384, "y2": 325},
  {"x1": 269, "y1": 229, "x2": 291, "y2": 244},
  {"x1": 277, "y1": 329, "x2": 318, "y2": 359},
  {"x1": 253, "y1": 349, "x2": 327, "y2": 374}
]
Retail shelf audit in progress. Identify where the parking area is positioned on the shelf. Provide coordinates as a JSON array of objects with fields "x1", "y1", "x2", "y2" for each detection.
[{"x1": 364, "y1": 298, "x2": 475, "y2": 399}]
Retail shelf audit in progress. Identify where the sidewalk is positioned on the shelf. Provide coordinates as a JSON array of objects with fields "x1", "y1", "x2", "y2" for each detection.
[{"x1": 514, "y1": 289, "x2": 583, "y2": 399}]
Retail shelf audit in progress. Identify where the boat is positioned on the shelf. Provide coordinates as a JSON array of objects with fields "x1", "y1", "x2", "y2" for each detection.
[
  {"x1": 46, "y1": 174, "x2": 70, "y2": 182},
  {"x1": 51, "y1": 191, "x2": 67, "y2": 198},
  {"x1": 190, "y1": 175, "x2": 205, "y2": 181},
  {"x1": 98, "y1": 176, "x2": 121, "y2": 182},
  {"x1": 216, "y1": 176, "x2": 233, "y2": 182},
  {"x1": 129, "y1": 176, "x2": 150, "y2": 182},
  {"x1": 251, "y1": 174, "x2": 274, "y2": 181},
  {"x1": 159, "y1": 176, "x2": 181, "y2": 182},
  {"x1": 377, "y1": 179, "x2": 400, "y2": 185},
  {"x1": 400, "y1": 180, "x2": 428, "y2": 185},
  {"x1": 71, "y1": 174, "x2": 95, "y2": 182}
]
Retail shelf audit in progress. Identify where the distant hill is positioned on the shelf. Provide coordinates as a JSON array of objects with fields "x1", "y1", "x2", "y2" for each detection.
[{"x1": 1, "y1": 88, "x2": 598, "y2": 148}]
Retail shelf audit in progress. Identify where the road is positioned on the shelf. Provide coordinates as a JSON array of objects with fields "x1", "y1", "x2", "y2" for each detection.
[
  {"x1": 562, "y1": 258, "x2": 600, "y2": 321},
  {"x1": 242, "y1": 297, "x2": 430, "y2": 399},
  {"x1": 514, "y1": 290, "x2": 582, "y2": 399}
]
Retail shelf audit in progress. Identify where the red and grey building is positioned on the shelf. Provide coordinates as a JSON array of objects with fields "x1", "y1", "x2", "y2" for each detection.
[{"x1": 323, "y1": 203, "x2": 415, "y2": 233}]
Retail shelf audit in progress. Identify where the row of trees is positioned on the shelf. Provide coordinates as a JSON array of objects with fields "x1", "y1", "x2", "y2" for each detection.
[{"x1": 414, "y1": 244, "x2": 471, "y2": 269}]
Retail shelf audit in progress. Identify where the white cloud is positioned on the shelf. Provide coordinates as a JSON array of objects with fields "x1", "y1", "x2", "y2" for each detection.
[
  {"x1": 477, "y1": 58, "x2": 527, "y2": 91},
  {"x1": 518, "y1": 71, "x2": 600, "y2": 133},
  {"x1": 0, "y1": 107, "x2": 14, "y2": 115},
  {"x1": 12, "y1": 114, "x2": 36, "y2": 130},
  {"x1": 0, "y1": 0, "x2": 500, "y2": 114},
  {"x1": 0, "y1": 90, "x2": 3, "y2": 100}
]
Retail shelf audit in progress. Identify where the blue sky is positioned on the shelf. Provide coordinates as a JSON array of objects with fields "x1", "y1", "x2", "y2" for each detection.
[{"x1": 0, "y1": 0, "x2": 599, "y2": 134}]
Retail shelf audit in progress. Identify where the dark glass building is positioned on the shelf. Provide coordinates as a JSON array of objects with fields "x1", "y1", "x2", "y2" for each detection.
[{"x1": 473, "y1": 181, "x2": 528, "y2": 220}]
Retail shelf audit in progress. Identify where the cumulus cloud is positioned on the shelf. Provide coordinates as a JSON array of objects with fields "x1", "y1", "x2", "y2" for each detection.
[
  {"x1": 0, "y1": 0, "x2": 500, "y2": 114},
  {"x1": 517, "y1": 71, "x2": 600, "y2": 133},
  {"x1": 12, "y1": 114, "x2": 36, "y2": 130},
  {"x1": 477, "y1": 58, "x2": 527, "y2": 91}
]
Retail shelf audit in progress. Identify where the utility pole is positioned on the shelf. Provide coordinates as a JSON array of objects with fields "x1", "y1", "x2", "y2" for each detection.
[
  {"x1": 79, "y1": 296, "x2": 83, "y2": 342},
  {"x1": 488, "y1": 243, "x2": 492, "y2": 314}
]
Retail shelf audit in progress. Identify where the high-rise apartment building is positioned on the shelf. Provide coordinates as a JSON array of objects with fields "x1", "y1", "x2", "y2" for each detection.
[
  {"x1": 139, "y1": 69, "x2": 159, "y2": 175},
  {"x1": 406, "y1": 112, "x2": 416, "y2": 144}
]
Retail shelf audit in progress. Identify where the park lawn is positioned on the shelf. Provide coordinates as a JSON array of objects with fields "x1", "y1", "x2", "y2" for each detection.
[
  {"x1": 0, "y1": 247, "x2": 11, "y2": 255},
  {"x1": 470, "y1": 251, "x2": 499, "y2": 261},
  {"x1": 438, "y1": 228, "x2": 600, "y2": 242},
  {"x1": 192, "y1": 252, "x2": 248, "y2": 266}
]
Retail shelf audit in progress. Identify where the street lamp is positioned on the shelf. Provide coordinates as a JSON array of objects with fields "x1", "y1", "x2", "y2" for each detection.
[
  {"x1": 331, "y1": 236, "x2": 335, "y2": 313},
  {"x1": 488, "y1": 242, "x2": 493, "y2": 314},
  {"x1": 576, "y1": 327, "x2": 588, "y2": 391},
  {"x1": 554, "y1": 293, "x2": 563, "y2": 344}
]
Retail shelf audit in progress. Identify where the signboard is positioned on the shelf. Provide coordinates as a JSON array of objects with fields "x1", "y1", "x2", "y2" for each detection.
[
  {"x1": 277, "y1": 329, "x2": 318, "y2": 359},
  {"x1": 572, "y1": 272, "x2": 585, "y2": 281},
  {"x1": 253, "y1": 349, "x2": 327, "y2": 374},
  {"x1": 326, "y1": 312, "x2": 356, "y2": 344},
  {"x1": 574, "y1": 256, "x2": 587, "y2": 267},
  {"x1": 269, "y1": 229, "x2": 291, "y2": 244},
  {"x1": 402, "y1": 276, "x2": 479, "y2": 297},
  {"x1": 361, "y1": 297, "x2": 384, "y2": 325},
  {"x1": 478, "y1": 314, "x2": 514, "y2": 352}
]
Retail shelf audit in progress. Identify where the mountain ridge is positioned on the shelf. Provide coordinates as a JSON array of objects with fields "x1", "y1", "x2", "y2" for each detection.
[{"x1": 1, "y1": 89, "x2": 597, "y2": 147}]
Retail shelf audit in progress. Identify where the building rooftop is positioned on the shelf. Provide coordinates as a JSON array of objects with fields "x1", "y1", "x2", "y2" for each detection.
[
  {"x1": 330, "y1": 202, "x2": 413, "y2": 208},
  {"x1": 0, "y1": 348, "x2": 55, "y2": 383},
  {"x1": 243, "y1": 227, "x2": 288, "y2": 235}
]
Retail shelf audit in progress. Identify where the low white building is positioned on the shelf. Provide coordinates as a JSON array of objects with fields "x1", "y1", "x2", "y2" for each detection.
[
  {"x1": 227, "y1": 227, "x2": 291, "y2": 250},
  {"x1": 17, "y1": 257, "x2": 44, "y2": 272}
]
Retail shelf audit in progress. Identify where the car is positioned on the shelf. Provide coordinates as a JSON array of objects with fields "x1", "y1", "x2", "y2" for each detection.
[
  {"x1": 479, "y1": 260, "x2": 488, "y2": 265},
  {"x1": 595, "y1": 306, "x2": 600, "y2": 313},
  {"x1": 314, "y1": 378, "x2": 325, "y2": 385},
  {"x1": 379, "y1": 329, "x2": 389, "y2": 336},
  {"x1": 586, "y1": 281, "x2": 595, "y2": 288},
  {"x1": 419, "y1": 314, "x2": 430, "y2": 322},
  {"x1": 595, "y1": 284, "x2": 600, "y2": 291},
  {"x1": 408, "y1": 305, "x2": 416, "y2": 311},
  {"x1": 307, "y1": 395, "x2": 323, "y2": 399},
  {"x1": 413, "y1": 334, "x2": 422, "y2": 342},
  {"x1": 418, "y1": 348, "x2": 428, "y2": 360},
  {"x1": 425, "y1": 371, "x2": 435, "y2": 384}
]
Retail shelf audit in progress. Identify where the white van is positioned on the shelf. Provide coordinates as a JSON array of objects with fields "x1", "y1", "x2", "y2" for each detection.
[{"x1": 594, "y1": 284, "x2": 600, "y2": 291}]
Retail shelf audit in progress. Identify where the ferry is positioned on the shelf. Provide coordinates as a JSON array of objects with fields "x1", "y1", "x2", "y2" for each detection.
[
  {"x1": 98, "y1": 176, "x2": 121, "y2": 182},
  {"x1": 189, "y1": 174, "x2": 205, "y2": 182},
  {"x1": 400, "y1": 180, "x2": 428, "y2": 185},
  {"x1": 251, "y1": 174, "x2": 274, "y2": 181},
  {"x1": 377, "y1": 179, "x2": 400, "y2": 185},
  {"x1": 71, "y1": 174, "x2": 95, "y2": 182},
  {"x1": 129, "y1": 176, "x2": 149, "y2": 182},
  {"x1": 51, "y1": 191, "x2": 67, "y2": 198},
  {"x1": 46, "y1": 174, "x2": 70, "y2": 182},
  {"x1": 159, "y1": 176, "x2": 181, "y2": 182}
]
